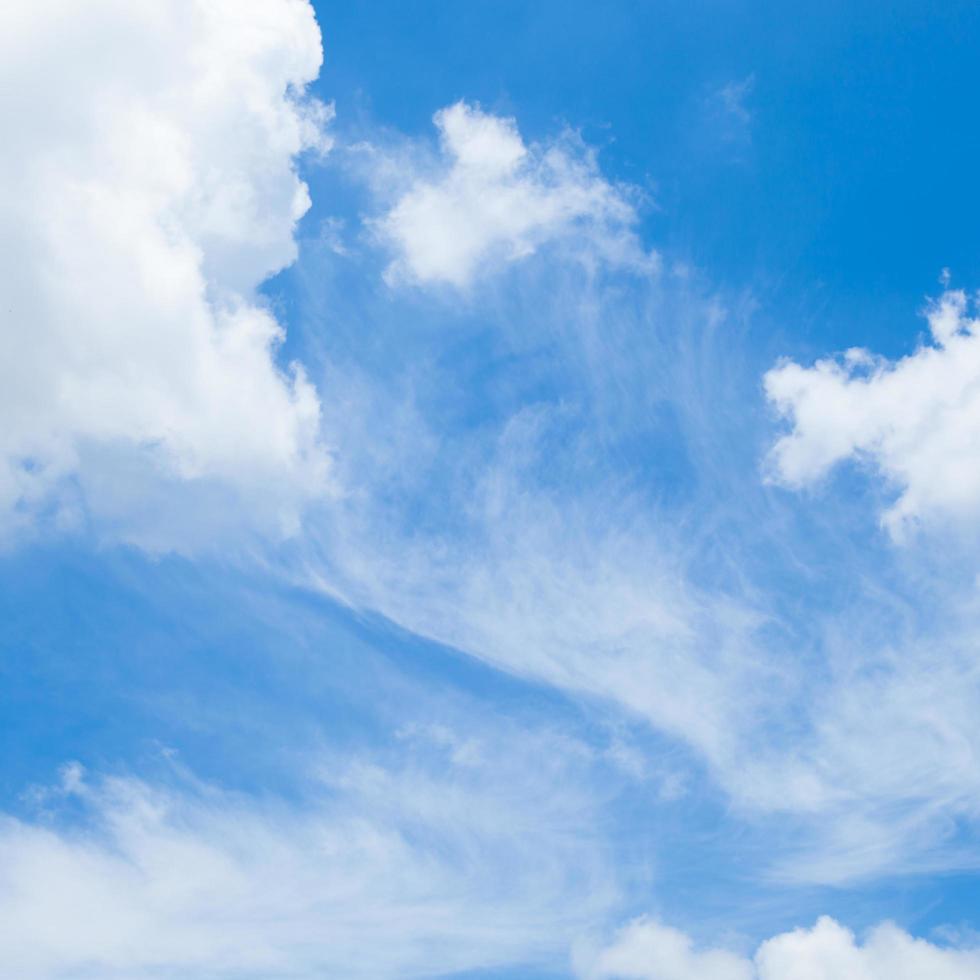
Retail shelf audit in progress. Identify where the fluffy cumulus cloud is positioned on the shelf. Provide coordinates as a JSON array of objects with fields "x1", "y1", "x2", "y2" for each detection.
[
  {"x1": 374, "y1": 101, "x2": 654, "y2": 287},
  {"x1": 0, "y1": 726, "x2": 619, "y2": 979},
  {"x1": 580, "y1": 915, "x2": 980, "y2": 980},
  {"x1": 765, "y1": 288, "x2": 980, "y2": 536},
  {"x1": 579, "y1": 919, "x2": 753, "y2": 980},
  {"x1": 0, "y1": 0, "x2": 332, "y2": 547}
]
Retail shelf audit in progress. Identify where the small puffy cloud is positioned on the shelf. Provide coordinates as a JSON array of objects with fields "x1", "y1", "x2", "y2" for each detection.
[
  {"x1": 0, "y1": 0, "x2": 332, "y2": 547},
  {"x1": 764, "y1": 288, "x2": 980, "y2": 536},
  {"x1": 581, "y1": 915, "x2": 980, "y2": 980},
  {"x1": 374, "y1": 101, "x2": 653, "y2": 288}
]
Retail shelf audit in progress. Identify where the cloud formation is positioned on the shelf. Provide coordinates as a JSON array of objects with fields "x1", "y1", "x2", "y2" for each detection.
[
  {"x1": 374, "y1": 101, "x2": 653, "y2": 287},
  {"x1": 0, "y1": 725, "x2": 619, "y2": 979},
  {"x1": 581, "y1": 915, "x2": 980, "y2": 980},
  {"x1": 0, "y1": 0, "x2": 331, "y2": 547},
  {"x1": 765, "y1": 288, "x2": 980, "y2": 536},
  {"x1": 308, "y1": 215, "x2": 980, "y2": 882}
]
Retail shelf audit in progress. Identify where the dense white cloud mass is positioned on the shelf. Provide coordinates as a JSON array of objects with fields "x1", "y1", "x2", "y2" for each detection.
[
  {"x1": 765, "y1": 289, "x2": 980, "y2": 535},
  {"x1": 0, "y1": 727, "x2": 618, "y2": 979},
  {"x1": 0, "y1": 0, "x2": 331, "y2": 546},
  {"x1": 581, "y1": 915, "x2": 980, "y2": 980},
  {"x1": 374, "y1": 101, "x2": 653, "y2": 287}
]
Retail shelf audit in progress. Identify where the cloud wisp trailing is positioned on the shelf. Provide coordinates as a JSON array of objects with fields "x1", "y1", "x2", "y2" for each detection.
[
  {"x1": 304, "y1": 107, "x2": 980, "y2": 891},
  {"x1": 0, "y1": 721, "x2": 621, "y2": 980}
]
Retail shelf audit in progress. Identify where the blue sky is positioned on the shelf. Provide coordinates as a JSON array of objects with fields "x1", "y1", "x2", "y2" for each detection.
[{"x1": 5, "y1": 1, "x2": 980, "y2": 977}]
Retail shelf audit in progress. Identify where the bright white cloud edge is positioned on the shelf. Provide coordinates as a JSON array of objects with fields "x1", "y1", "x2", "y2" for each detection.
[
  {"x1": 0, "y1": 0, "x2": 332, "y2": 549},
  {"x1": 765, "y1": 287, "x2": 980, "y2": 537},
  {"x1": 579, "y1": 915, "x2": 980, "y2": 980},
  {"x1": 373, "y1": 100, "x2": 656, "y2": 288}
]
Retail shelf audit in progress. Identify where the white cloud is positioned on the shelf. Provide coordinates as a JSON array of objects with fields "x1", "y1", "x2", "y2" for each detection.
[
  {"x1": 313, "y1": 397, "x2": 769, "y2": 777},
  {"x1": 765, "y1": 288, "x2": 980, "y2": 536},
  {"x1": 266, "y1": 72, "x2": 980, "y2": 884},
  {"x1": 580, "y1": 915, "x2": 980, "y2": 980},
  {"x1": 0, "y1": 726, "x2": 620, "y2": 979},
  {"x1": 756, "y1": 917, "x2": 980, "y2": 980},
  {"x1": 0, "y1": 0, "x2": 332, "y2": 547},
  {"x1": 580, "y1": 919, "x2": 753, "y2": 980},
  {"x1": 373, "y1": 101, "x2": 654, "y2": 288},
  {"x1": 302, "y1": 260, "x2": 980, "y2": 883}
]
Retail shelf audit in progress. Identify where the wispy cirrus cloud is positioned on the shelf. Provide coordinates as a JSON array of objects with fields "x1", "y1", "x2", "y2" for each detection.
[
  {"x1": 303, "y1": 126, "x2": 980, "y2": 888},
  {"x1": 0, "y1": 720, "x2": 622, "y2": 980}
]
